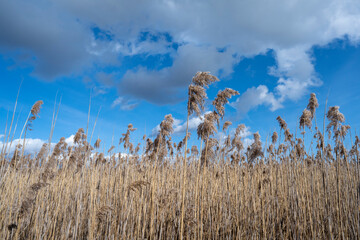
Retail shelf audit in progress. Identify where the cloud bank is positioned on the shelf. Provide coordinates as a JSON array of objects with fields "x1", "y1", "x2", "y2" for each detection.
[{"x1": 1, "y1": 0, "x2": 360, "y2": 114}]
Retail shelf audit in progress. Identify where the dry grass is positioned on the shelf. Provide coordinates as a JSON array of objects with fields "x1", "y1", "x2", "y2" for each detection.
[{"x1": 0, "y1": 73, "x2": 359, "y2": 239}]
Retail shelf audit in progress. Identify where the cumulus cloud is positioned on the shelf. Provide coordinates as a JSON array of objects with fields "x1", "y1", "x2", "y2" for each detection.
[
  {"x1": 119, "y1": 44, "x2": 236, "y2": 104},
  {"x1": 231, "y1": 85, "x2": 282, "y2": 117},
  {"x1": 173, "y1": 115, "x2": 203, "y2": 136},
  {"x1": 0, "y1": 138, "x2": 46, "y2": 156},
  {"x1": 64, "y1": 135, "x2": 75, "y2": 147},
  {"x1": 2, "y1": 0, "x2": 360, "y2": 112},
  {"x1": 0, "y1": 135, "x2": 75, "y2": 156},
  {"x1": 0, "y1": 0, "x2": 92, "y2": 79}
]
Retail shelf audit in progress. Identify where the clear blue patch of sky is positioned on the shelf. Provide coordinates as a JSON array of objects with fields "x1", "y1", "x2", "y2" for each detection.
[{"x1": 92, "y1": 26, "x2": 114, "y2": 41}]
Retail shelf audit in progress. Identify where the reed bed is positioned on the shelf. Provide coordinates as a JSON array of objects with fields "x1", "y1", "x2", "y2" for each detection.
[{"x1": 0, "y1": 72, "x2": 359, "y2": 239}]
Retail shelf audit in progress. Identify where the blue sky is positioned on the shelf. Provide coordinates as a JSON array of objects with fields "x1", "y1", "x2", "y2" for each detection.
[{"x1": 1, "y1": 0, "x2": 360, "y2": 154}]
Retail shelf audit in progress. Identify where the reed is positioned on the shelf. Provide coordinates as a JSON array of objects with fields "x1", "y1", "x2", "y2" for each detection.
[{"x1": 0, "y1": 74, "x2": 359, "y2": 239}]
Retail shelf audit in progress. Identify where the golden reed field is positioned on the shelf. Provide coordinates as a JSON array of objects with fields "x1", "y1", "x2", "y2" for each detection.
[{"x1": 1, "y1": 72, "x2": 359, "y2": 239}]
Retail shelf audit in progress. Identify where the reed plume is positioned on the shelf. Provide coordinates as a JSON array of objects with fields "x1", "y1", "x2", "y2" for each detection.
[
  {"x1": 120, "y1": 124, "x2": 136, "y2": 151},
  {"x1": 191, "y1": 145, "x2": 199, "y2": 156},
  {"x1": 35, "y1": 143, "x2": 48, "y2": 167},
  {"x1": 276, "y1": 116, "x2": 287, "y2": 130},
  {"x1": 94, "y1": 138, "x2": 101, "y2": 149},
  {"x1": 247, "y1": 132, "x2": 263, "y2": 164},
  {"x1": 74, "y1": 128, "x2": 85, "y2": 144},
  {"x1": 299, "y1": 109, "x2": 312, "y2": 130},
  {"x1": 222, "y1": 121, "x2": 232, "y2": 132},
  {"x1": 326, "y1": 106, "x2": 345, "y2": 131},
  {"x1": 159, "y1": 115, "x2": 174, "y2": 137},
  {"x1": 326, "y1": 106, "x2": 345, "y2": 139},
  {"x1": 307, "y1": 93, "x2": 319, "y2": 119},
  {"x1": 29, "y1": 100, "x2": 43, "y2": 122},
  {"x1": 271, "y1": 132, "x2": 278, "y2": 145},
  {"x1": 197, "y1": 112, "x2": 217, "y2": 140},
  {"x1": 230, "y1": 124, "x2": 246, "y2": 154},
  {"x1": 192, "y1": 71, "x2": 219, "y2": 88},
  {"x1": 188, "y1": 85, "x2": 207, "y2": 116},
  {"x1": 212, "y1": 88, "x2": 239, "y2": 123},
  {"x1": 107, "y1": 146, "x2": 115, "y2": 153}
]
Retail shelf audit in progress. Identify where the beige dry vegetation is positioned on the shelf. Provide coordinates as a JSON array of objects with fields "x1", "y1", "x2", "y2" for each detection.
[{"x1": 0, "y1": 72, "x2": 360, "y2": 239}]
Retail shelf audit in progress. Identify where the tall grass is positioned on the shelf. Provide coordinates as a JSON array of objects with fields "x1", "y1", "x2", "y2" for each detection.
[{"x1": 0, "y1": 73, "x2": 359, "y2": 239}]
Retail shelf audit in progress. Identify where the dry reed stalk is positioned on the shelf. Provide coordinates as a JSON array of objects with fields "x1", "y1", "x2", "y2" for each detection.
[
  {"x1": 48, "y1": 93, "x2": 61, "y2": 160},
  {"x1": 1, "y1": 155, "x2": 360, "y2": 239},
  {"x1": 19, "y1": 100, "x2": 43, "y2": 164},
  {"x1": 180, "y1": 72, "x2": 219, "y2": 240},
  {"x1": 1, "y1": 80, "x2": 22, "y2": 162}
]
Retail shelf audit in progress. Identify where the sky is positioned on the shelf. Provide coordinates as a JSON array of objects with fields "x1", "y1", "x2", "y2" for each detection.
[{"x1": 1, "y1": 0, "x2": 360, "y2": 155}]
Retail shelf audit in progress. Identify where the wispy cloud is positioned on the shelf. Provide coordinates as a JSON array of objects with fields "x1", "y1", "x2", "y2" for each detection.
[{"x1": 111, "y1": 97, "x2": 138, "y2": 111}]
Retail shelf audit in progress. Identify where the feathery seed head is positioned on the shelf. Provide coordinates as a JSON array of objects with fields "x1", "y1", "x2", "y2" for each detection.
[
  {"x1": 107, "y1": 146, "x2": 115, "y2": 153},
  {"x1": 160, "y1": 114, "x2": 174, "y2": 137},
  {"x1": 340, "y1": 125, "x2": 351, "y2": 139},
  {"x1": 222, "y1": 121, "x2": 232, "y2": 132},
  {"x1": 192, "y1": 72, "x2": 219, "y2": 88},
  {"x1": 74, "y1": 128, "x2": 85, "y2": 144},
  {"x1": 299, "y1": 109, "x2": 312, "y2": 130},
  {"x1": 212, "y1": 88, "x2": 239, "y2": 119},
  {"x1": 197, "y1": 112, "x2": 217, "y2": 140},
  {"x1": 235, "y1": 124, "x2": 246, "y2": 137},
  {"x1": 307, "y1": 93, "x2": 319, "y2": 119},
  {"x1": 326, "y1": 106, "x2": 345, "y2": 134},
  {"x1": 276, "y1": 116, "x2": 287, "y2": 130},
  {"x1": 191, "y1": 145, "x2": 199, "y2": 155},
  {"x1": 271, "y1": 132, "x2": 278, "y2": 144},
  {"x1": 94, "y1": 138, "x2": 101, "y2": 149},
  {"x1": 188, "y1": 85, "x2": 207, "y2": 116},
  {"x1": 30, "y1": 100, "x2": 44, "y2": 121}
]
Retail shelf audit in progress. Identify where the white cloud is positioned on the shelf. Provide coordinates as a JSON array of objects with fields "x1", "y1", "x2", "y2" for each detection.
[
  {"x1": 231, "y1": 85, "x2": 283, "y2": 117},
  {"x1": 0, "y1": 135, "x2": 74, "y2": 156},
  {"x1": 64, "y1": 135, "x2": 75, "y2": 147},
  {"x1": 0, "y1": 138, "x2": 46, "y2": 156},
  {"x1": 173, "y1": 115, "x2": 203, "y2": 135}
]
